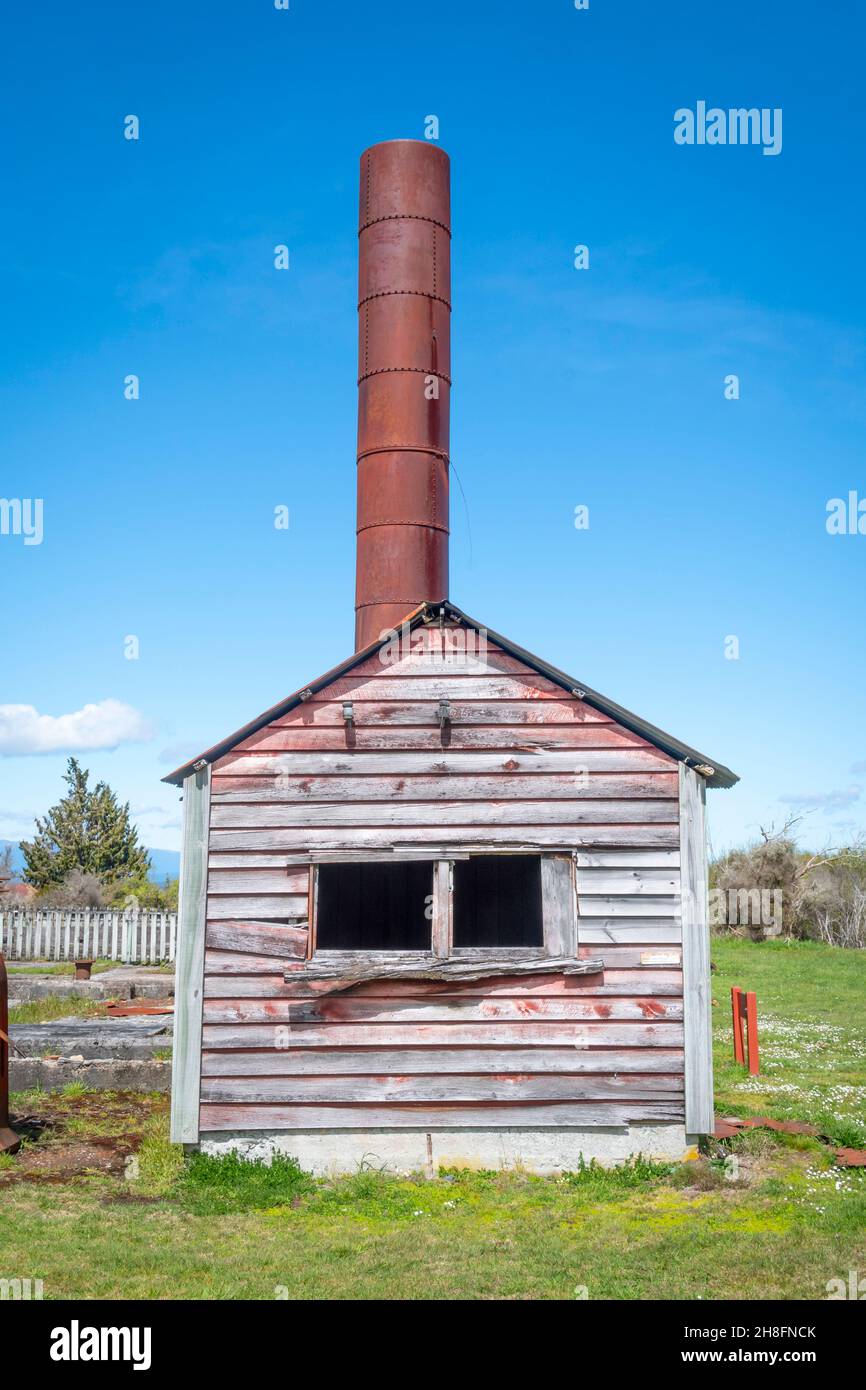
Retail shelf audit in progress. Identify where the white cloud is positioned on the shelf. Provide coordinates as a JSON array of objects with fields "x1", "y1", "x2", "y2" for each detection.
[
  {"x1": 0, "y1": 699, "x2": 154, "y2": 755},
  {"x1": 779, "y1": 787, "x2": 861, "y2": 811}
]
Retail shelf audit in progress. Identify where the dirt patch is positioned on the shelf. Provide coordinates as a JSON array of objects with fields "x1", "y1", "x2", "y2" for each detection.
[
  {"x1": 2, "y1": 1091, "x2": 167, "y2": 1187},
  {"x1": 0, "y1": 1134, "x2": 142, "y2": 1186},
  {"x1": 12, "y1": 1090, "x2": 162, "y2": 1127}
]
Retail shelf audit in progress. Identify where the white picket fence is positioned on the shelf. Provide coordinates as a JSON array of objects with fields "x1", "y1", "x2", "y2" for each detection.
[{"x1": 0, "y1": 910, "x2": 178, "y2": 964}]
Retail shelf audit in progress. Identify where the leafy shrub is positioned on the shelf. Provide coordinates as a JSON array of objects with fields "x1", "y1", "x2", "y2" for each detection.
[{"x1": 181, "y1": 1151, "x2": 314, "y2": 1214}]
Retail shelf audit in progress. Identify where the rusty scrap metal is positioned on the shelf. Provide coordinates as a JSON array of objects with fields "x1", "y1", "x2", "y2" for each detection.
[
  {"x1": 715, "y1": 1116, "x2": 866, "y2": 1167},
  {"x1": 834, "y1": 1147, "x2": 866, "y2": 1167},
  {"x1": 0, "y1": 953, "x2": 21, "y2": 1154},
  {"x1": 715, "y1": 1116, "x2": 818, "y2": 1140},
  {"x1": 355, "y1": 140, "x2": 451, "y2": 649},
  {"x1": 104, "y1": 1001, "x2": 174, "y2": 1017},
  {"x1": 731, "y1": 985, "x2": 759, "y2": 1074}
]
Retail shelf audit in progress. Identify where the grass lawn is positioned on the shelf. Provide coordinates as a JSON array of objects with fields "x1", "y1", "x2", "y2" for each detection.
[
  {"x1": 7, "y1": 959, "x2": 119, "y2": 977},
  {"x1": 1, "y1": 938, "x2": 864, "y2": 1300},
  {"x1": 8, "y1": 995, "x2": 113, "y2": 1025},
  {"x1": 711, "y1": 937, "x2": 866, "y2": 1147}
]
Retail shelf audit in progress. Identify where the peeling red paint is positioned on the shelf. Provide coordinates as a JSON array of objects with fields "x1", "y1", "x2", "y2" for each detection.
[{"x1": 638, "y1": 1000, "x2": 667, "y2": 1018}]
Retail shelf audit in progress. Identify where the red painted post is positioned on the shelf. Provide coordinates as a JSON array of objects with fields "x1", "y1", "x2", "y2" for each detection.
[
  {"x1": 746, "y1": 991, "x2": 760, "y2": 1075},
  {"x1": 731, "y1": 986, "x2": 745, "y2": 1064},
  {"x1": 0, "y1": 952, "x2": 21, "y2": 1154}
]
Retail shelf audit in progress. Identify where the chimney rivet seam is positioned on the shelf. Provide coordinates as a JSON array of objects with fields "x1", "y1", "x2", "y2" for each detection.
[
  {"x1": 358, "y1": 213, "x2": 451, "y2": 236},
  {"x1": 356, "y1": 519, "x2": 449, "y2": 533},
  {"x1": 358, "y1": 290, "x2": 452, "y2": 309},
  {"x1": 357, "y1": 445, "x2": 449, "y2": 464},
  {"x1": 358, "y1": 366, "x2": 452, "y2": 385}
]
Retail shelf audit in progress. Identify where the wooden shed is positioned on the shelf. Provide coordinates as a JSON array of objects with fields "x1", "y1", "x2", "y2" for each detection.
[{"x1": 164, "y1": 141, "x2": 737, "y2": 1171}]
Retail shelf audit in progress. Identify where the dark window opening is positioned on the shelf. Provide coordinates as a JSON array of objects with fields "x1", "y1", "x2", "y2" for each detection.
[
  {"x1": 316, "y1": 860, "x2": 433, "y2": 951},
  {"x1": 452, "y1": 855, "x2": 543, "y2": 948}
]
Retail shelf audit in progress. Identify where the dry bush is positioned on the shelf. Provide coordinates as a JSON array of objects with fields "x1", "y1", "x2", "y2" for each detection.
[
  {"x1": 710, "y1": 820, "x2": 866, "y2": 946},
  {"x1": 36, "y1": 868, "x2": 108, "y2": 909}
]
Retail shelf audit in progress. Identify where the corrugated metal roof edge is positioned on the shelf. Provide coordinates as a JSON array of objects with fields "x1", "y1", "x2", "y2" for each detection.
[{"x1": 162, "y1": 600, "x2": 738, "y2": 790}]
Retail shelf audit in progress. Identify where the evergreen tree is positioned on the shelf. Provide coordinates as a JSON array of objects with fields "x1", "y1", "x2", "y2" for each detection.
[{"x1": 21, "y1": 757, "x2": 150, "y2": 889}]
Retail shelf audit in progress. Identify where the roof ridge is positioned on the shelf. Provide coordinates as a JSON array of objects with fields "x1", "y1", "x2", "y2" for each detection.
[{"x1": 163, "y1": 599, "x2": 737, "y2": 789}]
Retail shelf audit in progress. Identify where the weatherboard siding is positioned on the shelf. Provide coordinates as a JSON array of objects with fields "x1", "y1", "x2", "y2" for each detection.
[{"x1": 200, "y1": 630, "x2": 685, "y2": 1134}]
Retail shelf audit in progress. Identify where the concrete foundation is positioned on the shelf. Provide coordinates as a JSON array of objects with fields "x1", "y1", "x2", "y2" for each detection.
[
  {"x1": 6, "y1": 967, "x2": 174, "y2": 1003},
  {"x1": 11, "y1": 1016, "x2": 172, "y2": 1061},
  {"x1": 197, "y1": 1124, "x2": 689, "y2": 1175},
  {"x1": 10, "y1": 1057, "x2": 171, "y2": 1092}
]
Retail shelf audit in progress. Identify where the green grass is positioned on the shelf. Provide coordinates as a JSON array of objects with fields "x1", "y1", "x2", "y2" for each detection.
[
  {"x1": 181, "y1": 1151, "x2": 315, "y2": 1214},
  {"x1": 711, "y1": 937, "x2": 866, "y2": 1147},
  {"x1": 0, "y1": 938, "x2": 863, "y2": 1300},
  {"x1": 7, "y1": 958, "x2": 119, "y2": 976},
  {"x1": 7, "y1": 995, "x2": 109, "y2": 1025}
]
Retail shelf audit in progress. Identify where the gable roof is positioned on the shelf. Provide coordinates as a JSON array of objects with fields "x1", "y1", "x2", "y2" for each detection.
[{"x1": 162, "y1": 600, "x2": 739, "y2": 789}]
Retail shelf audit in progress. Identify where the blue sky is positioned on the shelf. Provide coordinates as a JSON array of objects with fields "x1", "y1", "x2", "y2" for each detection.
[{"x1": 2, "y1": 0, "x2": 865, "y2": 858}]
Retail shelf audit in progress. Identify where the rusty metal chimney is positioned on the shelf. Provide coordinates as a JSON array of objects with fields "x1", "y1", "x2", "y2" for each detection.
[{"x1": 355, "y1": 139, "x2": 450, "y2": 649}]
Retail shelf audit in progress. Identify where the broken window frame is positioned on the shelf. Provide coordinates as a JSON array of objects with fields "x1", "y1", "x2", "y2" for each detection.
[{"x1": 307, "y1": 850, "x2": 578, "y2": 964}]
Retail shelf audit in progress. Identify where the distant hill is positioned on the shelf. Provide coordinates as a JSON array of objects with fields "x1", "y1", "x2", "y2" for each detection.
[
  {"x1": 145, "y1": 847, "x2": 181, "y2": 882},
  {"x1": 0, "y1": 840, "x2": 179, "y2": 883}
]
